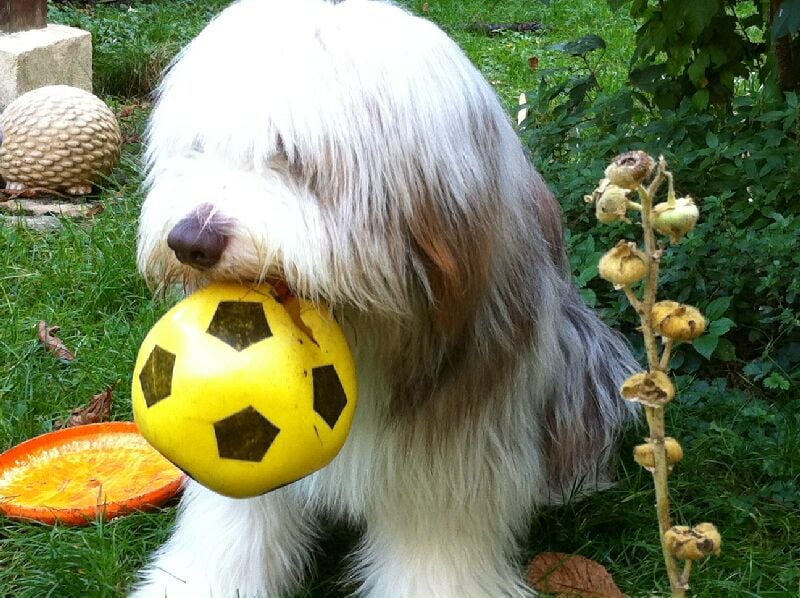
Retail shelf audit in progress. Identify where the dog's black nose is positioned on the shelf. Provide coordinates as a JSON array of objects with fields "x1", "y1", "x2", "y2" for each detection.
[{"x1": 167, "y1": 205, "x2": 229, "y2": 270}]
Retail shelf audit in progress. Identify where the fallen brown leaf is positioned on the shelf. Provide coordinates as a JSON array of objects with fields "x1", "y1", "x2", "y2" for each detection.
[
  {"x1": 526, "y1": 552, "x2": 627, "y2": 598},
  {"x1": 529, "y1": 56, "x2": 540, "y2": 71},
  {"x1": 37, "y1": 321, "x2": 75, "y2": 362},
  {"x1": 122, "y1": 132, "x2": 143, "y2": 144},
  {"x1": 85, "y1": 203, "x2": 105, "y2": 218},
  {"x1": 117, "y1": 105, "x2": 137, "y2": 118},
  {"x1": 56, "y1": 383, "x2": 116, "y2": 429}
]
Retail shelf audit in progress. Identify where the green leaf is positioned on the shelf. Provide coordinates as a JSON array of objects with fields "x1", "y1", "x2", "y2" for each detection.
[
  {"x1": 744, "y1": 359, "x2": 772, "y2": 380},
  {"x1": 688, "y1": 51, "x2": 711, "y2": 85},
  {"x1": 694, "y1": 334, "x2": 719, "y2": 359},
  {"x1": 546, "y1": 34, "x2": 607, "y2": 57},
  {"x1": 706, "y1": 131, "x2": 719, "y2": 149},
  {"x1": 692, "y1": 89, "x2": 710, "y2": 111},
  {"x1": 764, "y1": 372, "x2": 790, "y2": 390},
  {"x1": 772, "y1": 0, "x2": 800, "y2": 39},
  {"x1": 715, "y1": 338, "x2": 737, "y2": 361},
  {"x1": 577, "y1": 263, "x2": 599, "y2": 285},
  {"x1": 710, "y1": 317, "x2": 736, "y2": 336},
  {"x1": 579, "y1": 287, "x2": 597, "y2": 307},
  {"x1": 705, "y1": 296, "x2": 732, "y2": 320},
  {"x1": 629, "y1": 64, "x2": 667, "y2": 93},
  {"x1": 684, "y1": 0, "x2": 720, "y2": 36}
]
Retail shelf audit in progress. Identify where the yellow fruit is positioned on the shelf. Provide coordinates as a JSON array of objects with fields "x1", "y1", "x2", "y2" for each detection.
[
  {"x1": 651, "y1": 301, "x2": 706, "y2": 341},
  {"x1": 598, "y1": 240, "x2": 649, "y2": 287},
  {"x1": 620, "y1": 370, "x2": 675, "y2": 407},
  {"x1": 132, "y1": 282, "x2": 357, "y2": 498},
  {"x1": 604, "y1": 150, "x2": 655, "y2": 190},
  {"x1": 652, "y1": 196, "x2": 699, "y2": 244},
  {"x1": 664, "y1": 522, "x2": 722, "y2": 560},
  {"x1": 595, "y1": 184, "x2": 630, "y2": 224},
  {"x1": 633, "y1": 437, "x2": 684, "y2": 472}
]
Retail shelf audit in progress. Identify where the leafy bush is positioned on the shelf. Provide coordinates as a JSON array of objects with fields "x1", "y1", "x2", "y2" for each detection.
[
  {"x1": 49, "y1": 0, "x2": 229, "y2": 97},
  {"x1": 607, "y1": 0, "x2": 800, "y2": 109},
  {"x1": 521, "y1": 47, "x2": 799, "y2": 395}
]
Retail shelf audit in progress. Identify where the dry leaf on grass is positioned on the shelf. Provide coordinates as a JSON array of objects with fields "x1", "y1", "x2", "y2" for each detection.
[
  {"x1": 117, "y1": 105, "x2": 137, "y2": 118},
  {"x1": 526, "y1": 552, "x2": 627, "y2": 598},
  {"x1": 55, "y1": 383, "x2": 116, "y2": 429},
  {"x1": 37, "y1": 321, "x2": 75, "y2": 362}
]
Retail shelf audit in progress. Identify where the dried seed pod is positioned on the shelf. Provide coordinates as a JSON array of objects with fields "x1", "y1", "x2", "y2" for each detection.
[
  {"x1": 620, "y1": 371, "x2": 675, "y2": 407},
  {"x1": 595, "y1": 184, "x2": 630, "y2": 224},
  {"x1": 651, "y1": 301, "x2": 707, "y2": 341},
  {"x1": 693, "y1": 523, "x2": 722, "y2": 555},
  {"x1": 584, "y1": 177, "x2": 611, "y2": 205},
  {"x1": 652, "y1": 196, "x2": 699, "y2": 244},
  {"x1": 664, "y1": 523, "x2": 722, "y2": 560},
  {"x1": 598, "y1": 241, "x2": 649, "y2": 287},
  {"x1": 633, "y1": 438, "x2": 684, "y2": 472},
  {"x1": 605, "y1": 150, "x2": 655, "y2": 190}
]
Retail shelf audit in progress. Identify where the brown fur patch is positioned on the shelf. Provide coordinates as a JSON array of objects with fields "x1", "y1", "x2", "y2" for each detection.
[
  {"x1": 407, "y1": 198, "x2": 493, "y2": 338},
  {"x1": 531, "y1": 179, "x2": 568, "y2": 272}
]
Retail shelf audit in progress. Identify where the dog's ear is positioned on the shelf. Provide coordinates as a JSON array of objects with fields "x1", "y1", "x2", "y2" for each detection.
[
  {"x1": 407, "y1": 178, "x2": 565, "y2": 337},
  {"x1": 408, "y1": 201, "x2": 492, "y2": 337}
]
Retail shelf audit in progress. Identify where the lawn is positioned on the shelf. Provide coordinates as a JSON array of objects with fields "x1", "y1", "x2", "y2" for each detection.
[{"x1": 0, "y1": 1, "x2": 797, "y2": 597}]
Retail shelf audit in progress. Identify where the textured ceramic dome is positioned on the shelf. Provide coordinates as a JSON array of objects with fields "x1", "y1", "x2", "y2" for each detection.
[{"x1": 0, "y1": 85, "x2": 122, "y2": 195}]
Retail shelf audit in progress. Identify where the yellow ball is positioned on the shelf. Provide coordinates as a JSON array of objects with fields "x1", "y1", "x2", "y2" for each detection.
[{"x1": 131, "y1": 282, "x2": 357, "y2": 498}]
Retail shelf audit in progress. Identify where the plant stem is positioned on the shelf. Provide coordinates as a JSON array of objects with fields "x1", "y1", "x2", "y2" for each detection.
[
  {"x1": 638, "y1": 180, "x2": 685, "y2": 597},
  {"x1": 638, "y1": 186, "x2": 661, "y2": 369},
  {"x1": 660, "y1": 339, "x2": 674, "y2": 372},
  {"x1": 622, "y1": 285, "x2": 643, "y2": 313},
  {"x1": 680, "y1": 560, "x2": 693, "y2": 590}
]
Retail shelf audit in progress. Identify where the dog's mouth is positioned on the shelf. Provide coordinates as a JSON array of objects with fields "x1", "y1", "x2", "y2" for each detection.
[{"x1": 162, "y1": 205, "x2": 320, "y2": 343}]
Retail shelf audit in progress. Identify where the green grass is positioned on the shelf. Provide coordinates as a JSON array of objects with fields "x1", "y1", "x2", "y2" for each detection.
[
  {"x1": 411, "y1": 0, "x2": 636, "y2": 109},
  {"x1": 0, "y1": 1, "x2": 795, "y2": 597}
]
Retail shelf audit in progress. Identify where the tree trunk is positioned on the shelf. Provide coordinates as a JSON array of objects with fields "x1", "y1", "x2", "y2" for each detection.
[
  {"x1": 0, "y1": 0, "x2": 47, "y2": 34},
  {"x1": 772, "y1": 0, "x2": 798, "y2": 91}
]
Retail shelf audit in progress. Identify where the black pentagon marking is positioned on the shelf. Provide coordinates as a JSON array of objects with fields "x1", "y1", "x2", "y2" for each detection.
[
  {"x1": 213, "y1": 406, "x2": 280, "y2": 462},
  {"x1": 312, "y1": 365, "x2": 348, "y2": 429},
  {"x1": 206, "y1": 301, "x2": 272, "y2": 351},
  {"x1": 139, "y1": 345, "x2": 176, "y2": 407}
]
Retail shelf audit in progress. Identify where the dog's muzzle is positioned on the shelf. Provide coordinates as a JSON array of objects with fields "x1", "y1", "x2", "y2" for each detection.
[{"x1": 167, "y1": 203, "x2": 229, "y2": 270}]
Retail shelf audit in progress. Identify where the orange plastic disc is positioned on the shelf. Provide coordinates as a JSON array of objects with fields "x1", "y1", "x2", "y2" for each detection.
[{"x1": 0, "y1": 421, "x2": 185, "y2": 525}]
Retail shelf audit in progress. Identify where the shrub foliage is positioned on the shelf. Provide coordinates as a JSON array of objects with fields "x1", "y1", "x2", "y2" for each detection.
[
  {"x1": 608, "y1": 0, "x2": 800, "y2": 109},
  {"x1": 522, "y1": 40, "x2": 799, "y2": 396}
]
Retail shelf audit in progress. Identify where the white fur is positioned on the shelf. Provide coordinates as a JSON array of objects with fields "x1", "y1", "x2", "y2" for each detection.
[{"x1": 132, "y1": 1, "x2": 637, "y2": 597}]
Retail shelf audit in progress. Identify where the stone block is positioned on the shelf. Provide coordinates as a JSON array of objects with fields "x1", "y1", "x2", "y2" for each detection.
[{"x1": 0, "y1": 24, "x2": 92, "y2": 110}]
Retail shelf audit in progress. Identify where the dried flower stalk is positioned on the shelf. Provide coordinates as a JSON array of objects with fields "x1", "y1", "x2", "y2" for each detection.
[{"x1": 587, "y1": 153, "x2": 719, "y2": 596}]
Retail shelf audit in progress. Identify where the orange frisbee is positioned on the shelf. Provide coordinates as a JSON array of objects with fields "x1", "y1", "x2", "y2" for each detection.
[{"x1": 0, "y1": 422, "x2": 185, "y2": 525}]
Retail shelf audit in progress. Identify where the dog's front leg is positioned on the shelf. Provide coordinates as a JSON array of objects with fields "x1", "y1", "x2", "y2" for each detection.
[
  {"x1": 354, "y1": 501, "x2": 535, "y2": 598},
  {"x1": 130, "y1": 481, "x2": 317, "y2": 598}
]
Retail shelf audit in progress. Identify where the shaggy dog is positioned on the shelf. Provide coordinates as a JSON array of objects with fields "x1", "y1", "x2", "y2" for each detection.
[{"x1": 132, "y1": 0, "x2": 637, "y2": 596}]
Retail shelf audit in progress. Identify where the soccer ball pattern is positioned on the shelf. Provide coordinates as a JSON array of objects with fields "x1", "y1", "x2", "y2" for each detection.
[{"x1": 132, "y1": 283, "x2": 357, "y2": 498}]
